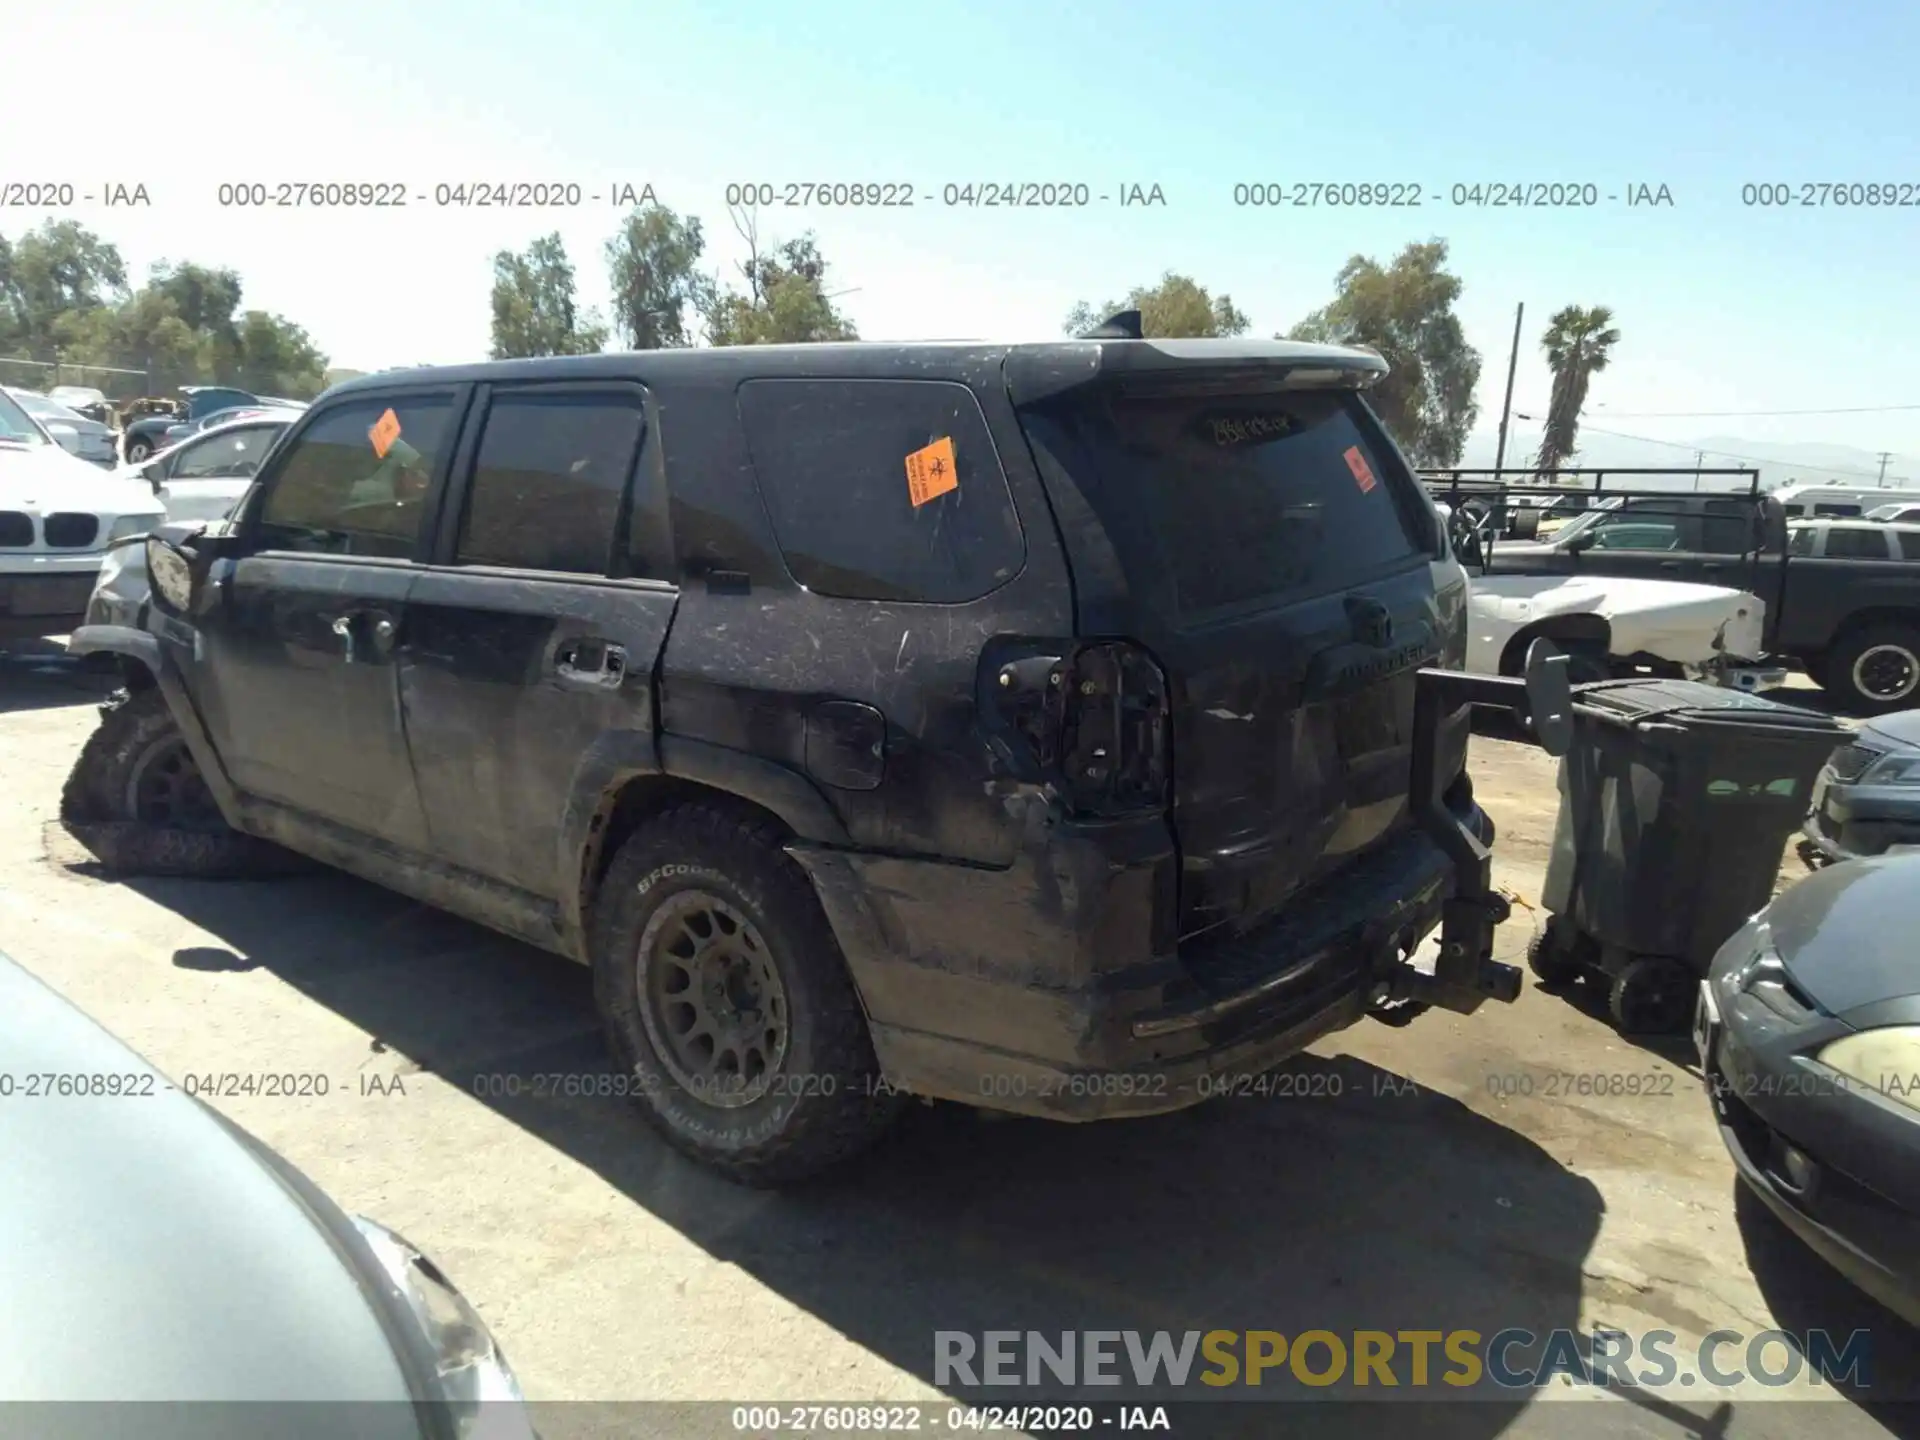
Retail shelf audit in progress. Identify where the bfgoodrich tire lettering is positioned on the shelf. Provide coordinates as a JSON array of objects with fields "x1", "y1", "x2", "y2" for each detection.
[{"x1": 590, "y1": 800, "x2": 906, "y2": 1185}]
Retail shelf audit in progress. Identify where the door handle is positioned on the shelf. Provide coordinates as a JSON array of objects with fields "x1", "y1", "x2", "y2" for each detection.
[
  {"x1": 331, "y1": 609, "x2": 398, "y2": 663},
  {"x1": 555, "y1": 637, "x2": 630, "y2": 690},
  {"x1": 1659, "y1": 560, "x2": 1682, "y2": 569}
]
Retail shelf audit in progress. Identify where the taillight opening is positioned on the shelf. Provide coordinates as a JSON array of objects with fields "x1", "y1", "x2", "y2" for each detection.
[{"x1": 983, "y1": 638, "x2": 1170, "y2": 817}]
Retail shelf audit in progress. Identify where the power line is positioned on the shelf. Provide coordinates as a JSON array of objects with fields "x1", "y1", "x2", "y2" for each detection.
[
  {"x1": 1588, "y1": 402, "x2": 1920, "y2": 418},
  {"x1": 1515, "y1": 417, "x2": 1906, "y2": 482}
]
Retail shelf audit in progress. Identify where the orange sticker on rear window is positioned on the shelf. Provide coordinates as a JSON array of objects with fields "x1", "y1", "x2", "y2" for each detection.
[
  {"x1": 905, "y1": 436, "x2": 959, "y2": 507},
  {"x1": 1343, "y1": 444, "x2": 1378, "y2": 493},
  {"x1": 369, "y1": 408, "x2": 402, "y2": 459}
]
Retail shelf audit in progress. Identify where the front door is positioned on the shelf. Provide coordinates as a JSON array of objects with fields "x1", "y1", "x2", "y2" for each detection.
[
  {"x1": 398, "y1": 383, "x2": 676, "y2": 897},
  {"x1": 188, "y1": 388, "x2": 466, "y2": 851}
]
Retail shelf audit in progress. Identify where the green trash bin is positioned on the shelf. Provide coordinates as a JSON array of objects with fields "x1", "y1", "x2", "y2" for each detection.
[{"x1": 1529, "y1": 678, "x2": 1850, "y2": 1033}]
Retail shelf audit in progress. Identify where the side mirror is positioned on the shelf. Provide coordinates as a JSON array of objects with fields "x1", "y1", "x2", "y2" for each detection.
[
  {"x1": 145, "y1": 521, "x2": 243, "y2": 615},
  {"x1": 1563, "y1": 529, "x2": 1596, "y2": 554},
  {"x1": 141, "y1": 459, "x2": 167, "y2": 493}
]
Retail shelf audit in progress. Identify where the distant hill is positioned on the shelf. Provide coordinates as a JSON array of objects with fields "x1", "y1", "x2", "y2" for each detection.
[{"x1": 1450, "y1": 429, "x2": 1918, "y2": 494}]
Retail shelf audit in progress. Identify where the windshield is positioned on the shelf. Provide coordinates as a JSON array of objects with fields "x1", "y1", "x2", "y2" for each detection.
[
  {"x1": 0, "y1": 389, "x2": 52, "y2": 446},
  {"x1": 11, "y1": 392, "x2": 85, "y2": 425}
]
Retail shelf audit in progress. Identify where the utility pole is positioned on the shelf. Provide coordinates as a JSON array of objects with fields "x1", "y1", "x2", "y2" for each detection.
[
  {"x1": 1693, "y1": 449, "x2": 1705, "y2": 492},
  {"x1": 1878, "y1": 451, "x2": 1893, "y2": 486},
  {"x1": 1492, "y1": 301, "x2": 1524, "y2": 482}
]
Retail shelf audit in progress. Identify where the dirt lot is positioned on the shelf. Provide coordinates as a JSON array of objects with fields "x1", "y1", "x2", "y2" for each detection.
[{"x1": 1, "y1": 646, "x2": 1914, "y2": 1439}]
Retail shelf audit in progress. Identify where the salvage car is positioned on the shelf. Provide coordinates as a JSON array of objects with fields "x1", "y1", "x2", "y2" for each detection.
[
  {"x1": 0, "y1": 386, "x2": 163, "y2": 643},
  {"x1": 1697, "y1": 851, "x2": 1920, "y2": 1326},
  {"x1": 121, "y1": 385, "x2": 263, "y2": 463},
  {"x1": 1804, "y1": 707, "x2": 1920, "y2": 860},
  {"x1": 86, "y1": 414, "x2": 297, "y2": 628},
  {"x1": 63, "y1": 332, "x2": 1528, "y2": 1185},
  {"x1": 5, "y1": 387, "x2": 120, "y2": 466},
  {"x1": 1480, "y1": 491, "x2": 1920, "y2": 713},
  {"x1": 0, "y1": 950, "x2": 533, "y2": 1435},
  {"x1": 1438, "y1": 501, "x2": 1781, "y2": 689}
]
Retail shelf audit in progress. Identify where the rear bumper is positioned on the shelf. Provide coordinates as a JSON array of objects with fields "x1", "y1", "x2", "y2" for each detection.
[{"x1": 795, "y1": 798, "x2": 1491, "y2": 1120}]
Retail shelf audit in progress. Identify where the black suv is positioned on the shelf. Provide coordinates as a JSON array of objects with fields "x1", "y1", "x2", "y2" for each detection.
[{"x1": 63, "y1": 336, "x2": 1516, "y2": 1184}]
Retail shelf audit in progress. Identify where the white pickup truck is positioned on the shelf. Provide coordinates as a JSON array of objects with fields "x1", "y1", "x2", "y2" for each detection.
[{"x1": 1436, "y1": 502, "x2": 1784, "y2": 690}]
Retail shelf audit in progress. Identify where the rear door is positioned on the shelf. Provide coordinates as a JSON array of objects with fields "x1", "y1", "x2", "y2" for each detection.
[
  {"x1": 1018, "y1": 380, "x2": 1454, "y2": 942},
  {"x1": 397, "y1": 381, "x2": 675, "y2": 897}
]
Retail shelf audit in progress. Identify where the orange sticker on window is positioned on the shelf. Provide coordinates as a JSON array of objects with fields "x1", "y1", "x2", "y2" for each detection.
[
  {"x1": 369, "y1": 408, "x2": 402, "y2": 459},
  {"x1": 905, "y1": 436, "x2": 959, "y2": 507},
  {"x1": 1343, "y1": 444, "x2": 1378, "y2": 494}
]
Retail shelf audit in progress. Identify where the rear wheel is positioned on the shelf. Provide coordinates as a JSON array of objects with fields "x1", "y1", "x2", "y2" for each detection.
[
  {"x1": 1608, "y1": 956, "x2": 1696, "y2": 1035},
  {"x1": 1824, "y1": 623, "x2": 1920, "y2": 716},
  {"x1": 123, "y1": 435, "x2": 153, "y2": 464},
  {"x1": 590, "y1": 801, "x2": 908, "y2": 1186}
]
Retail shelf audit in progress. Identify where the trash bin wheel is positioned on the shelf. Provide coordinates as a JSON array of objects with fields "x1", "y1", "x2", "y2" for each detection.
[
  {"x1": 1608, "y1": 956, "x2": 1695, "y2": 1035},
  {"x1": 1526, "y1": 915, "x2": 1589, "y2": 987}
]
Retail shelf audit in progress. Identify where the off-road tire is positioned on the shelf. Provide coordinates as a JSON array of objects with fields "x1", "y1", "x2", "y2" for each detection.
[
  {"x1": 1823, "y1": 622, "x2": 1920, "y2": 716},
  {"x1": 590, "y1": 800, "x2": 907, "y2": 1186},
  {"x1": 60, "y1": 687, "x2": 304, "y2": 878}
]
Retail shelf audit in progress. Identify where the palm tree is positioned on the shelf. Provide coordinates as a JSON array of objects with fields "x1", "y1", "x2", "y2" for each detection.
[{"x1": 1532, "y1": 305, "x2": 1620, "y2": 478}]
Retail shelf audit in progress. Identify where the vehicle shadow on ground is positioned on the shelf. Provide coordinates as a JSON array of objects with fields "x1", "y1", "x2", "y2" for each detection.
[
  {"x1": 0, "y1": 641, "x2": 118, "y2": 714},
  {"x1": 81, "y1": 862, "x2": 1842, "y2": 1439},
  {"x1": 1734, "y1": 1183, "x2": 1920, "y2": 1436}
]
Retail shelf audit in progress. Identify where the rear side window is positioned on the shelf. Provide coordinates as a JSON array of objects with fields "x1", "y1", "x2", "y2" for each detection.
[
  {"x1": 738, "y1": 379, "x2": 1024, "y2": 603},
  {"x1": 1700, "y1": 500, "x2": 1755, "y2": 554},
  {"x1": 255, "y1": 393, "x2": 456, "y2": 558},
  {"x1": 454, "y1": 390, "x2": 646, "y2": 575},
  {"x1": 1900, "y1": 530, "x2": 1920, "y2": 561},
  {"x1": 1824, "y1": 526, "x2": 1893, "y2": 559},
  {"x1": 1025, "y1": 387, "x2": 1423, "y2": 616}
]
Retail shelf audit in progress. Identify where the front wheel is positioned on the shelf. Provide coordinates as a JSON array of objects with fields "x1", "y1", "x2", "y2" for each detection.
[
  {"x1": 1824, "y1": 623, "x2": 1920, "y2": 716},
  {"x1": 1526, "y1": 916, "x2": 1589, "y2": 988},
  {"x1": 590, "y1": 801, "x2": 908, "y2": 1186},
  {"x1": 123, "y1": 436, "x2": 153, "y2": 464},
  {"x1": 60, "y1": 686, "x2": 297, "y2": 877}
]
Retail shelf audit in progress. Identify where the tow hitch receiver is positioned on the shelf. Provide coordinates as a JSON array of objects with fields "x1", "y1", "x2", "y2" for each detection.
[{"x1": 1390, "y1": 640, "x2": 1572, "y2": 1015}]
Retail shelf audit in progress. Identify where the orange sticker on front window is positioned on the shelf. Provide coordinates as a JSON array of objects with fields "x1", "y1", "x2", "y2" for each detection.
[
  {"x1": 905, "y1": 436, "x2": 959, "y2": 507},
  {"x1": 1343, "y1": 444, "x2": 1378, "y2": 494},
  {"x1": 369, "y1": 408, "x2": 402, "y2": 459}
]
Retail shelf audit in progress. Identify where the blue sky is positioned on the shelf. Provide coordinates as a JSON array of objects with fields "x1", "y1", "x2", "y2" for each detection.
[{"x1": 6, "y1": 0, "x2": 1919, "y2": 472}]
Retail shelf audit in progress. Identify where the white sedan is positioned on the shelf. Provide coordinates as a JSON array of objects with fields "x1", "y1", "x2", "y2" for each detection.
[{"x1": 84, "y1": 414, "x2": 294, "y2": 629}]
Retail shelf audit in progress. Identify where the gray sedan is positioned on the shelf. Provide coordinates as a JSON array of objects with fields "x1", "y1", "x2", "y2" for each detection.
[
  {"x1": 4, "y1": 387, "x2": 119, "y2": 467},
  {"x1": 1697, "y1": 852, "x2": 1920, "y2": 1325},
  {"x1": 1805, "y1": 708, "x2": 1920, "y2": 859},
  {"x1": 0, "y1": 951, "x2": 534, "y2": 1437}
]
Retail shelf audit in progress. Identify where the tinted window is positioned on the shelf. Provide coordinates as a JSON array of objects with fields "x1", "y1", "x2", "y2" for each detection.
[
  {"x1": 170, "y1": 424, "x2": 282, "y2": 480},
  {"x1": 1701, "y1": 500, "x2": 1756, "y2": 554},
  {"x1": 254, "y1": 393, "x2": 455, "y2": 558},
  {"x1": 1813, "y1": 502, "x2": 1862, "y2": 517},
  {"x1": 454, "y1": 391, "x2": 646, "y2": 575},
  {"x1": 1023, "y1": 387, "x2": 1421, "y2": 616},
  {"x1": 1900, "y1": 530, "x2": 1920, "y2": 561},
  {"x1": 1592, "y1": 521, "x2": 1681, "y2": 550},
  {"x1": 739, "y1": 379, "x2": 1024, "y2": 603},
  {"x1": 1824, "y1": 526, "x2": 1893, "y2": 559}
]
